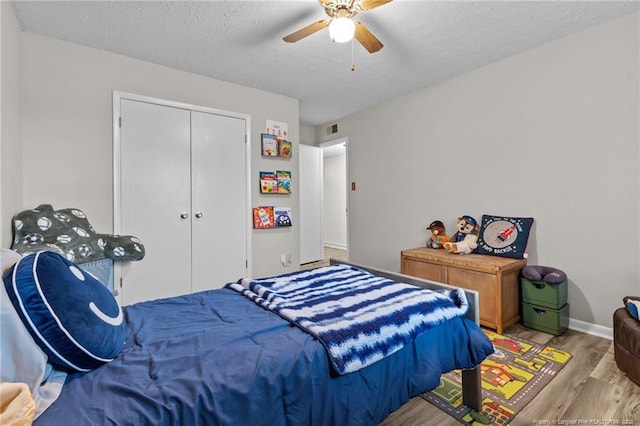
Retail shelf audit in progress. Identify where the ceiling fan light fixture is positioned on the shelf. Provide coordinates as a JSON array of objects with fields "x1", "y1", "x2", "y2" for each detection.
[{"x1": 329, "y1": 17, "x2": 355, "y2": 43}]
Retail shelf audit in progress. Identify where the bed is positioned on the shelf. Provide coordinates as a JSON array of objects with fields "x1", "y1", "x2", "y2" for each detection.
[{"x1": 3, "y1": 252, "x2": 493, "y2": 425}]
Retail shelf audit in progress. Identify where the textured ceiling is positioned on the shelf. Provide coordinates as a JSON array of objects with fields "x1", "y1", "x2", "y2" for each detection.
[{"x1": 11, "y1": 0, "x2": 640, "y2": 127}]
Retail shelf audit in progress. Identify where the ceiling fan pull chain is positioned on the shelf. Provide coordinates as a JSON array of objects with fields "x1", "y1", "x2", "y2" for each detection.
[{"x1": 350, "y1": 38, "x2": 356, "y2": 71}]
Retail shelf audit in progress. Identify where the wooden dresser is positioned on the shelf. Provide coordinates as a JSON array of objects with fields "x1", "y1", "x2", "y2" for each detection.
[{"x1": 401, "y1": 247, "x2": 526, "y2": 334}]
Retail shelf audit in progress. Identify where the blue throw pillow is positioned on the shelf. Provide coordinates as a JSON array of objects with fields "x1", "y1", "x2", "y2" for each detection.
[
  {"x1": 474, "y1": 215, "x2": 534, "y2": 259},
  {"x1": 3, "y1": 251, "x2": 125, "y2": 372},
  {"x1": 627, "y1": 300, "x2": 640, "y2": 320}
]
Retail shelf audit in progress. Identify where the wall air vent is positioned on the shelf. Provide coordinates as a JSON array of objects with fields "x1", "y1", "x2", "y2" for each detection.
[{"x1": 326, "y1": 123, "x2": 338, "y2": 135}]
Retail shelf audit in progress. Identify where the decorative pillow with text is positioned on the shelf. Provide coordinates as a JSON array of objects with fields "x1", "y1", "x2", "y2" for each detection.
[{"x1": 474, "y1": 215, "x2": 534, "y2": 259}]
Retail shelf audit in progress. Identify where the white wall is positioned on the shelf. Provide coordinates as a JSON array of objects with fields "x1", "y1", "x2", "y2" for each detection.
[
  {"x1": 300, "y1": 125, "x2": 315, "y2": 145},
  {"x1": 316, "y1": 12, "x2": 640, "y2": 329},
  {"x1": 21, "y1": 33, "x2": 299, "y2": 278},
  {"x1": 0, "y1": 3, "x2": 23, "y2": 249},
  {"x1": 323, "y1": 152, "x2": 347, "y2": 249}
]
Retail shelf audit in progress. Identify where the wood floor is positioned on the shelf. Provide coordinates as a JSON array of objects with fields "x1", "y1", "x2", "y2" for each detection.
[
  {"x1": 300, "y1": 248, "x2": 640, "y2": 425},
  {"x1": 300, "y1": 246, "x2": 348, "y2": 269},
  {"x1": 380, "y1": 324, "x2": 640, "y2": 425}
]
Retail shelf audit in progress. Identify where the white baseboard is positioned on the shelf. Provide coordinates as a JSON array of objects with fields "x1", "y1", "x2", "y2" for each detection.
[
  {"x1": 569, "y1": 318, "x2": 613, "y2": 340},
  {"x1": 324, "y1": 242, "x2": 347, "y2": 250}
]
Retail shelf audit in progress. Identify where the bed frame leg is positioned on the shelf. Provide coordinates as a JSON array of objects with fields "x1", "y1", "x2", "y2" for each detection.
[{"x1": 461, "y1": 366, "x2": 482, "y2": 412}]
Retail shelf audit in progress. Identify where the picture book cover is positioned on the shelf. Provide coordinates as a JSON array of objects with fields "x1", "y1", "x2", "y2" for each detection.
[
  {"x1": 261, "y1": 133, "x2": 279, "y2": 157},
  {"x1": 253, "y1": 207, "x2": 275, "y2": 229},
  {"x1": 278, "y1": 140, "x2": 292, "y2": 158},
  {"x1": 274, "y1": 207, "x2": 292, "y2": 227},
  {"x1": 259, "y1": 171, "x2": 278, "y2": 194},
  {"x1": 276, "y1": 170, "x2": 292, "y2": 194}
]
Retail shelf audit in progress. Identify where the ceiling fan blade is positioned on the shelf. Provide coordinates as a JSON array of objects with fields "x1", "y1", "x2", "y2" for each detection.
[
  {"x1": 358, "y1": 0, "x2": 392, "y2": 11},
  {"x1": 354, "y1": 21, "x2": 383, "y2": 53},
  {"x1": 283, "y1": 20, "x2": 329, "y2": 43}
]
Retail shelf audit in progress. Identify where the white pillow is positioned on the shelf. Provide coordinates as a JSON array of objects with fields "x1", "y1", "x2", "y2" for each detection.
[
  {"x1": 1, "y1": 248, "x2": 22, "y2": 274},
  {"x1": 0, "y1": 249, "x2": 66, "y2": 418},
  {"x1": 1, "y1": 250, "x2": 48, "y2": 391}
]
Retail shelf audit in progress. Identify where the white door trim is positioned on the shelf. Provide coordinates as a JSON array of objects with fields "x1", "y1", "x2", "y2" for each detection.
[{"x1": 112, "y1": 91, "x2": 252, "y2": 301}]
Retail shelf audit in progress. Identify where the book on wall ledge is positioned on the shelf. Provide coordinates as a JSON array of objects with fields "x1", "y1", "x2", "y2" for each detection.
[
  {"x1": 253, "y1": 207, "x2": 275, "y2": 229},
  {"x1": 276, "y1": 170, "x2": 292, "y2": 194},
  {"x1": 279, "y1": 140, "x2": 292, "y2": 158},
  {"x1": 260, "y1": 171, "x2": 278, "y2": 194},
  {"x1": 261, "y1": 133, "x2": 279, "y2": 157},
  {"x1": 274, "y1": 207, "x2": 292, "y2": 227}
]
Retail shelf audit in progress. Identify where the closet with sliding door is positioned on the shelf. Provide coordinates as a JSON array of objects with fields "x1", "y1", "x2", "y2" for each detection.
[{"x1": 114, "y1": 93, "x2": 250, "y2": 306}]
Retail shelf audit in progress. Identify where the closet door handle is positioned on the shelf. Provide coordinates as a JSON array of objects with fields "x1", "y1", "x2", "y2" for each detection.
[
  {"x1": 195, "y1": 212, "x2": 203, "y2": 219},
  {"x1": 180, "y1": 212, "x2": 189, "y2": 220}
]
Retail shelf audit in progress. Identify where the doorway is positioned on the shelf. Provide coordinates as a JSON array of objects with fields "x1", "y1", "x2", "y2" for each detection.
[
  {"x1": 320, "y1": 138, "x2": 348, "y2": 257},
  {"x1": 299, "y1": 137, "x2": 348, "y2": 267}
]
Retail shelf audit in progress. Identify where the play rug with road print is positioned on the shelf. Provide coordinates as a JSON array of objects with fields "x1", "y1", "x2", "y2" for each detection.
[{"x1": 422, "y1": 330, "x2": 572, "y2": 425}]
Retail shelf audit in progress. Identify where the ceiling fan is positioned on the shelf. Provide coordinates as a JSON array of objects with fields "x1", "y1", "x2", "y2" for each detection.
[{"x1": 282, "y1": 0, "x2": 392, "y2": 54}]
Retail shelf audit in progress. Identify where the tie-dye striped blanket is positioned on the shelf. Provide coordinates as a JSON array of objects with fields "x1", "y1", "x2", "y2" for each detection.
[{"x1": 226, "y1": 264, "x2": 469, "y2": 374}]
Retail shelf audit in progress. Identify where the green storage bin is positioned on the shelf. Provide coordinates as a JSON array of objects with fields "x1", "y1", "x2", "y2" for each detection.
[
  {"x1": 521, "y1": 278, "x2": 567, "y2": 309},
  {"x1": 521, "y1": 301, "x2": 569, "y2": 335}
]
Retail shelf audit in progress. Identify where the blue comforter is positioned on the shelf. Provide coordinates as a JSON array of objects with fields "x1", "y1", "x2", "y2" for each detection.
[{"x1": 36, "y1": 287, "x2": 493, "y2": 426}]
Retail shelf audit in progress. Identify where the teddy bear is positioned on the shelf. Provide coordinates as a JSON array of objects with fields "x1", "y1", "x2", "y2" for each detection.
[
  {"x1": 444, "y1": 215, "x2": 479, "y2": 255},
  {"x1": 425, "y1": 220, "x2": 450, "y2": 249}
]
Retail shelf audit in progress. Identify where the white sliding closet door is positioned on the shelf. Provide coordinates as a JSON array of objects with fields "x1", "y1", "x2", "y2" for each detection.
[
  {"x1": 190, "y1": 111, "x2": 247, "y2": 293},
  {"x1": 118, "y1": 98, "x2": 248, "y2": 305}
]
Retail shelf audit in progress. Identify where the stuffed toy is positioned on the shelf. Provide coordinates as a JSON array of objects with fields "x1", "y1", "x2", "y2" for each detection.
[
  {"x1": 425, "y1": 220, "x2": 449, "y2": 249},
  {"x1": 444, "y1": 215, "x2": 479, "y2": 255}
]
